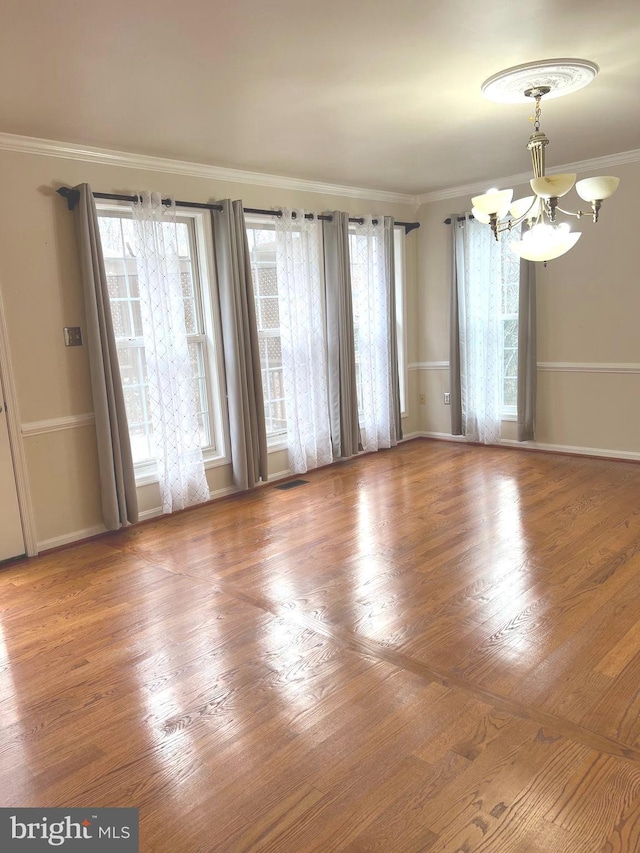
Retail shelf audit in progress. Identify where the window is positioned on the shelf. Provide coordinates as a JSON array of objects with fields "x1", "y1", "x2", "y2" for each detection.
[
  {"x1": 245, "y1": 219, "x2": 287, "y2": 441},
  {"x1": 97, "y1": 207, "x2": 226, "y2": 474},
  {"x1": 348, "y1": 224, "x2": 406, "y2": 419},
  {"x1": 500, "y1": 230, "x2": 521, "y2": 415},
  {"x1": 348, "y1": 228, "x2": 369, "y2": 417}
]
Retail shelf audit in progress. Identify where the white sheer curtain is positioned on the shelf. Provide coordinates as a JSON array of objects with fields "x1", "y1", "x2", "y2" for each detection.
[
  {"x1": 275, "y1": 209, "x2": 332, "y2": 473},
  {"x1": 457, "y1": 215, "x2": 516, "y2": 444},
  {"x1": 132, "y1": 192, "x2": 209, "y2": 512},
  {"x1": 350, "y1": 216, "x2": 398, "y2": 451}
]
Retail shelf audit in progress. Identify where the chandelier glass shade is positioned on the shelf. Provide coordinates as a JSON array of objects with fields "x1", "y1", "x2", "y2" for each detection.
[{"x1": 472, "y1": 61, "x2": 620, "y2": 264}]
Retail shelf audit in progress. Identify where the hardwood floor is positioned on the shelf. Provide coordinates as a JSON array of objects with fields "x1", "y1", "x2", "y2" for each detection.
[{"x1": 2, "y1": 438, "x2": 640, "y2": 850}]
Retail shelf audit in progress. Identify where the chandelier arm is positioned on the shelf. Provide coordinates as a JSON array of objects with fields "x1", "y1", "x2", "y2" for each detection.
[
  {"x1": 495, "y1": 197, "x2": 540, "y2": 234},
  {"x1": 555, "y1": 206, "x2": 588, "y2": 218}
]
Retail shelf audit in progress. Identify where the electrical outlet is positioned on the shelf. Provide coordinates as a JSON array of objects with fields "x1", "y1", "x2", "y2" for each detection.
[
  {"x1": 444, "y1": 392, "x2": 451, "y2": 405},
  {"x1": 419, "y1": 393, "x2": 426, "y2": 405},
  {"x1": 64, "y1": 327, "x2": 83, "y2": 347}
]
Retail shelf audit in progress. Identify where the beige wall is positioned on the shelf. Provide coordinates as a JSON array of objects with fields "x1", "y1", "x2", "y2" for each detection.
[
  {"x1": 0, "y1": 146, "x2": 419, "y2": 549},
  {"x1": 5, "y1": 137, "x2": 634, "y2": 552},
  {"x1": 415, "y1": 158, "x2": 640, "y2": 456}
]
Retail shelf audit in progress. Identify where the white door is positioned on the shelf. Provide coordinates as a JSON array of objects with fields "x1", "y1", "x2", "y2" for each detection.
[{"x1": 0, "y1": 373, "x2": 24, "y2": 561}]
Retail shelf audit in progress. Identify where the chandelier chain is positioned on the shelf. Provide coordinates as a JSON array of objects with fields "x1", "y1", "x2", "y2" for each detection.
[{"x1": 534, "y1": 95, "x2": 542, "y2": 132}]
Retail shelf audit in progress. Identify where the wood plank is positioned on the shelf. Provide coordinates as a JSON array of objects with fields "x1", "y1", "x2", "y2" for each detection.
[{"x1": 2, "y1": 440, "x2": 640, "y2": 850}]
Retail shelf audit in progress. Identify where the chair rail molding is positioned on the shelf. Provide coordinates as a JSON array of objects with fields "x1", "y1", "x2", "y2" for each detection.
[
  {"x1": 408, "y1": 361, "x2": 449, "y2": 370},
  {"x1": 408, "y1": 361, "x2": 640, "y2": 374},
  {"x1": 537, "y1": 362, "x2": 640, "y2": 374},
  {"x1": 22, "y1": 413, "x2": 96, "y2": 437}
]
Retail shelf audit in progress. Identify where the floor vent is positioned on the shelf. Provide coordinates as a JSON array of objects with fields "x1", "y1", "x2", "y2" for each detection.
[{"x1": 275, "y1": 478, "x2": 309, "y2": 491}]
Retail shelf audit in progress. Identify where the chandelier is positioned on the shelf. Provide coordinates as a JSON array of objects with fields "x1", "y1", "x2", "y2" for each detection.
[{"x1": 471, "y1": 59, "x2": 620, "y2": 264}]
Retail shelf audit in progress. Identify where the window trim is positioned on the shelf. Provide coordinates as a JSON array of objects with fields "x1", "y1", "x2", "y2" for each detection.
[{"x1": 96, "y1": 201, "x2": 230, "y2": 484}]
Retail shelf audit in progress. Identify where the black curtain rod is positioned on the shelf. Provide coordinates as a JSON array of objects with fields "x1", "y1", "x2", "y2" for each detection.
[
  {"x1": 56, "y1": 187, "x2": 420, "y2": 234},
  {"x1": 444, "y1": 215, "x2": 475, "y2": 224}
]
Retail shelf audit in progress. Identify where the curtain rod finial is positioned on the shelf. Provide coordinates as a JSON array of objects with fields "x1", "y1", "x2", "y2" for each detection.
[{"x1": 56, "y1": 186, "x2": 80, "y2": 211}]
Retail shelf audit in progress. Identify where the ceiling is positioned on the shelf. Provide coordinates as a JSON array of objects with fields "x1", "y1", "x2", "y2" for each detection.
[{"x1": 1, "y1": 0, "x2": 639, "y2": 196}]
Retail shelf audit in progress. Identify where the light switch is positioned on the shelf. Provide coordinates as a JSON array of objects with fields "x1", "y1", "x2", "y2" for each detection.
[{"x1": 64, "y1": 327, "x2": 83, "y2": 347}]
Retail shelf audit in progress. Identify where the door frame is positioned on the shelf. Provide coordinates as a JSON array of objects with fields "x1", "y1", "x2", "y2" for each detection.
[{"x1": 0, "y1": 282, "x2": 37, "y2": 557}]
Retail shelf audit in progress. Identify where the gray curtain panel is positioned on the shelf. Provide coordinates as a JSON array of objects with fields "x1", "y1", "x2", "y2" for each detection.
[
  {"x1": 323, "y1": 211, "x2": 360, "y2": 458},
  {"x1": 384, "y1": 216, "x2": 402, "y2": 441},
  {"x1": 211, "y1": 200, "x2": 268, "y2": 490},
  {"x1": 73, "y1": 183, "x2": 138, "y2": 529},
  {"x1": 517, "y1": 249, "x2": 537, "y2": 441},
  {"x1": 449, "y1": 215, "x2": 464, "y2": 435}
]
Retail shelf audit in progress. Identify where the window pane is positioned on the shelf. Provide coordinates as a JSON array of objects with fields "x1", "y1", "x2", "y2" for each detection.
[
  {"x1": 500, "y1": 228, "x2": 521, "y2": 411},
  {"x1": 504, "y1": 348, "x2": 518, "y2": 378},
  {"x1": 503, "y1": 284, "x2": 519, "y2": 315},
  {"x1": 128, "y1": 422, "x2": 152, "y2": 467},
  {"x1": 188, "y1": 341, "x2": 210, "y2": 447},
  {"x1": 116, "y1": 347, "x2": 138, "y2": 386},
  {"x1": 176, "y1": 222, "x2": 191, "y2": 257},
  {"x1": 259, "y1": 296, "x2": 279, "y2": 330},
  {"x1": 110, "y1": 301, "x2": 130, "y2": 338},
  {"x1": 106, "y1": 271, "x2": 127, "y2": 299},
  {"x1": 123, "y1": 384, "x2": 146, "y2": 426},
  {"x1": 504, "y1": 378, "x2": 517, "y2": 408},
  {"x1": 257, "y1": 266, "x2": 278, "y2": 296},
  {"x1": 247, "y1": 221, "x2": 286, "y2": 437},
  {"x1": 183, "y1": 298, "x2": 197, "y2": 335},
  {"x1": 116, "y1": 345, "x2": 152, "y2": 464},
  {"x1": 99, "y1": 217, "x2": 124, "y2": 256},
  {"x1": 266, "y1": 336, "x2": 281, "y2": 362},
  {"x1": 503, "y1": 318, "x2": 518, "y2": 349},
  {"x1": 131, "y1": 296, "x2": 143, "y2": 337}
]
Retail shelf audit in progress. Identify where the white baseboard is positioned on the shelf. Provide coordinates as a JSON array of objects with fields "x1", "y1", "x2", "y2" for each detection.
[
  {"x1": 37, "y1": 436, "x2": 638, "y2": 554},
  {"x1": 37, "y1": 524, "x2": 107, "y2": 552},
  {"x1": 416, "y1": 430, "x2": 640, "y2": 462},
  {"x1": 500, "y1": 438, "x2": 640, "y2": 462},
  {"x1": 125, "y1": 471, "x2": 294, "y2": 524},
  {"x1": 265, "y1": 468, "x2": 292, "y2": 482},
  {"x1": 405, "y1": 430, "x2": 467, "y2": 443},
  {"x1": 138, "y1": 484, "x2": 241, "y2": 522},
  {"x1": 38, "y1": 473, "x2": 296, "y2": 553}
]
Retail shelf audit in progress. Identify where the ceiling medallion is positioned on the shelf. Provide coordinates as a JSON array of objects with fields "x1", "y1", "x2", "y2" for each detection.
[
  {"x1": 481, "y1": 58, "x2": 599, "y2": 104},
  {"x1": 471, "y1": 59, "x2": 619, "y2": 264}
]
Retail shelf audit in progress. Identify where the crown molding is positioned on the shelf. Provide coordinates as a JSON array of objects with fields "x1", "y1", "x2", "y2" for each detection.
[
  {"x1": 416, "y1": 147, "x2": 640, "y2": 204},
  {"x1": 0, "y1": 131, "x2": 419, "y2": 207}
]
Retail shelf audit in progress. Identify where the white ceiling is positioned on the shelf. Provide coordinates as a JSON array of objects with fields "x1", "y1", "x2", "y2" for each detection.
[{"x1": 1, "y1": 0, "x2": 639, "y2": 195}]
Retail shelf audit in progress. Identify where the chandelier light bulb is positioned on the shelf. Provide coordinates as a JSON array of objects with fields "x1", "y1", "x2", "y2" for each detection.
[{"x1": 511, "y1": 222, "x2": 582, "y2": 262}]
